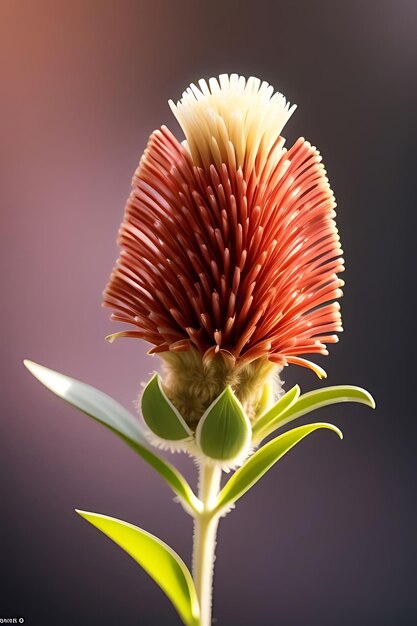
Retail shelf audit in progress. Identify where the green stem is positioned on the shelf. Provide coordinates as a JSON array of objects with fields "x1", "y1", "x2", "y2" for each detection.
[{"x1": 192, "y1": 463, "x2": 222, "y2": 626}]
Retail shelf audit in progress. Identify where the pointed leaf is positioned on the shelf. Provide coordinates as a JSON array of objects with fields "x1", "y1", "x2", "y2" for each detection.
[
  {"x1": 141, "y1": 374, "x2": 192, "y2": 441},
  {"x1": 257, "y1": 385, "x2": 375, "y2": 441},
  {"x1": 215, "y1": 423, "x2": 342, "y2": 513},
  {"x1": 24, "y1": 360, "x2": 201, "y2": 513},
  {"x1": 196, "y1": 386, "x2": 251, "y2": 462},
  {"x1": 76, "y1": 510, "x2": 200, "y2": 626},
  {"x1": 252, "y1": 385, "x2": 301, "y2": 441}
]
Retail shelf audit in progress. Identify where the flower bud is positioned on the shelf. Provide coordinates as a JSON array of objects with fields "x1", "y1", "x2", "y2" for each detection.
[
  {"x1": 141, "y1": 374, "x2": 192, "y2": 442},
  {"x1": 196, "y1": 386, "x2": 251, "y2": 465}
]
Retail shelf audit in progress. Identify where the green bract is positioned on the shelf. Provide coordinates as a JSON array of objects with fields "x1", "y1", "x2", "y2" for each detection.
[
  {"x1": 77, "y1": 510, "x2": 200, "y2": 626},
  {"x1": 141, "y1": 374, "x2": 192, "y2": 442},
  {"x1": 196, "y1": 386, "x2": 252, "y2": 463}
]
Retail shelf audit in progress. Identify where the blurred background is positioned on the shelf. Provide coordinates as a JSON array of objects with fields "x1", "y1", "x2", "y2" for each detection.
[{"x1": 0, "y1": 1, "x2": 415, "y2": 624}]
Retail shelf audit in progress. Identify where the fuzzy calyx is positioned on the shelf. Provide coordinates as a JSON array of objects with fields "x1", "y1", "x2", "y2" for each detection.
[{"x1": 157, "y1": 347, "x2": 283, "y2": 429}]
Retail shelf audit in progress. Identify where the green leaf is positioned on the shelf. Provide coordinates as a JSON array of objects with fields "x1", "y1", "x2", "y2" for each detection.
[
  {"x1": 141, "y1": 374, "x2": 192, "y2": 441},
  {"x1": 252, "y1": 385, "x2": 301, "y2": 441},
  {"x1": 214, "y1": 423, "x2": 343, "y2": 513},
  {"x1": 256, "y1": 385, "x2": 375, "y2": 441},
  {"x1": 23, "y1": 360, "x2": 201, "y2": 514},
  {"x1": 76, "y1": 510, "x2": 200, "y2": 626},
  {"x1": 196, "y1": 386, "x2": 251, "y2": 463}
]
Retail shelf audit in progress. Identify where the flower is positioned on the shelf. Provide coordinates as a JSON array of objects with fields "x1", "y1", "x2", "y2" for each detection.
[{"x1": 103, "y1": 74, "x2": 344, "y2": 423}]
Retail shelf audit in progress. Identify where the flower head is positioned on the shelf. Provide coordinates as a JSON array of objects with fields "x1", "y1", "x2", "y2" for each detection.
[{"x1": 103, "y1": 74, "x2": 344, "y2": 421}]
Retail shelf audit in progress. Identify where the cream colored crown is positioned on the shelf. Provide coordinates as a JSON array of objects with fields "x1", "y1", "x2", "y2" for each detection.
[{"x1": 169, "y1": 73, "x2": 296, "y2": 174}]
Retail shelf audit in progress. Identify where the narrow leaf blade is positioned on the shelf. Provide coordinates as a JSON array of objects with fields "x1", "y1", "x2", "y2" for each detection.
[
  {"x1": 259, "y1": 385, "x2": 375, "y2": 440},
  {"x1": 252, "y1": 385, "x2": 301, "y2": 440},
  {"x1": 215, "y1": 423, "x2": 342, "y2": 512},
  {"x1": 76, "y1": 510, "x2": 200, "y2": 626},
  {"x1": 24, "y1": 360, "x2": 147, "y2": 443},
  {"x1": 24, "y1": 360, "x2": 201, "y2": 513}
]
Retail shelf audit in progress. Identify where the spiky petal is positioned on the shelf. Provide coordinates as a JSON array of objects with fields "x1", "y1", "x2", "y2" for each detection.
[{"x1": 103, "y1": 74, "x2": 344, "y2": 377}]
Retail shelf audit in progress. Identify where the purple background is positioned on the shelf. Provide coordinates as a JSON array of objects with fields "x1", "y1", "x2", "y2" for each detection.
[{"x1": 1, "y1": 1, "x2": 415, "y2": 624}]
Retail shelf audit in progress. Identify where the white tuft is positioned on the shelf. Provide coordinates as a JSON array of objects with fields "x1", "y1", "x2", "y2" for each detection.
[{"x1": 169, "y1": 73, "x2": 296, "y2": 174}]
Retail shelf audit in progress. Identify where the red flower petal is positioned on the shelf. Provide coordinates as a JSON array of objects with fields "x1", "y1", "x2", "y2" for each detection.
[{"x1": 103, "y1": 77, "x2": 344, "y2": 376}]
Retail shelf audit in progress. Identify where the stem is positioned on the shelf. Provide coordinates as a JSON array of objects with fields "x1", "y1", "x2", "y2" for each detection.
[{"x1": 193, "y1": 463, "x2": 222, "y2": 626}]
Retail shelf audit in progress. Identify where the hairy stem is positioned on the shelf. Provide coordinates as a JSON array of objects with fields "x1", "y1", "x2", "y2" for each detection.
[{"x1": 192, "y1": 463, "x2": 222, "y2": 626}]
